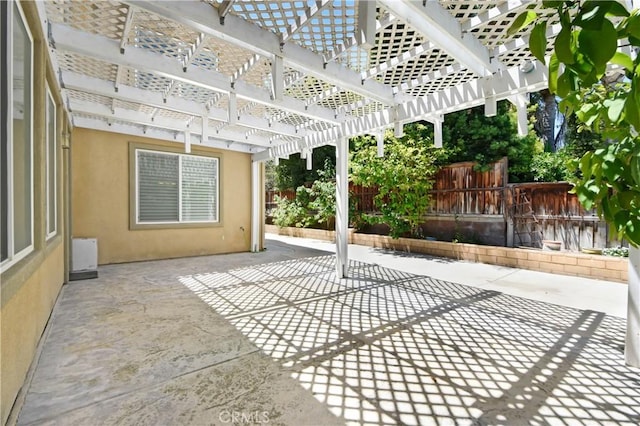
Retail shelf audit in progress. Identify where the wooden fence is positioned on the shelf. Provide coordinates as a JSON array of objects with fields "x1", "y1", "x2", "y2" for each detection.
[{"x1": 265, "y1": 158, "x2": 621, "y2": 250}]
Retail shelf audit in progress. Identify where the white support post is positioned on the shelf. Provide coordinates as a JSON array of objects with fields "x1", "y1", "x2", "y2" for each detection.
[
  {"x1": 306, "y1": 149, "x2": 313, "y2": 170},
  {"x1": 184, "y1": 130, "x2": 191, "y2": 153},
  {"x1": 376, "y1": 131, "x2": 384, "y2": 157},
  {"x1": 394, "y1": 121, "x2": 404, "y2": 138},
  {"x1": 626, "y1": 246, "x2": 640, "y2": 367},
  {"x1": 251, "y1": 160, "x2": 261, "y2": 252},
  {"x1": 510, "y1": 94, "x2": 529, "y2": 137},
  {"x1": 335, "y1": 137, "x2": 349, "y2": 278},
  {"x1": 432, "y1": 116, "x2": 443, "y2": 148}
]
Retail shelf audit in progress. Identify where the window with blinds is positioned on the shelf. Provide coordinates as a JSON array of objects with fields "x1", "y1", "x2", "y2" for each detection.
[{"x1": 136, "y1": 149, "x2": 219, "y2": 224}]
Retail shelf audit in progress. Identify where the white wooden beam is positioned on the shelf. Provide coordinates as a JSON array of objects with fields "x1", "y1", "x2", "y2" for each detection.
[
  {"x1": 218, "y1": 0, "x2": 236, "y2": 24},
  {"x1": 61, "y1": 71, "x2": 304, "y2": 139},
  {"x1": 250, "y1": 160, "x2": 262, "y2": 252},
  {"x1": 124, "y1": 0, "x2": 399, "y2": 106},
  {"x1": 335, "y1": 137, "x2": 349, "y2": 278},
  {"x1": 51, "y1": 23, "x2": 342, "y2": 124},
  {"x1": 73, "y1": 115, "x2": 257, "y2": 154},
  {"x1": 379, "y1": 0, "x2": 497, "y2": 77},
  {"x1": 69, "y1": 99, "x2": 278, "y2": 147}
]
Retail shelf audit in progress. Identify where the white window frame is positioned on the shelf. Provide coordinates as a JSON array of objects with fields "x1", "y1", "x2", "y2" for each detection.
[
  {"x1": 2, "y1": 2, "x2": 34, "y2": 272},
  {"x1": 45, "y1": 84, "x2": 57, "y2": 240},
  {"x1": 134, "y1": 149, "x2": 219, "y2": 225}
]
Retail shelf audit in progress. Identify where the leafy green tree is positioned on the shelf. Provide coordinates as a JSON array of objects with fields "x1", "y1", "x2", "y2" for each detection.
[
  {"x1": 350, "y1": 127, "x2": 440, "y2": 238},
  {"x1": 274, "y1": 145, "x2": 335, "y2": 190},
  {"x1": 510, "y1": 0, "x2": 640, "y2": 246},
  {"x1": 441, "y1": 100, "x2": 540, "y2": 182}
]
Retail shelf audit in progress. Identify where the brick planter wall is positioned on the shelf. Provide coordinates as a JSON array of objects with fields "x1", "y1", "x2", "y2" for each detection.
[{"x1": 265, "y1": 225, "x2": 628, "y2": 283}]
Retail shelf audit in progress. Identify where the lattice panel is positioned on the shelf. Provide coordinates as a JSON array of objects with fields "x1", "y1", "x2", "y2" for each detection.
[
  {"x1": 498, "y1": 45, "x2": 538, "y2": 69},
  {"x1": 66, "y1": 89, "x2": 112, "y2": 107},
  {"x1": 408, "y1": 70, "x2": 476, "y2": 97},
  {"x1": 335, "y1": 45, "x2": 370, "y2": 73},
  {"x1": 113, "y1": 99, "x2": 156, "y2": 115},
  {"x1": 190, "y1": 49, "x2": 219, "y2": 72},
  {"x1": 240, "y1": 57, "x2": 272, "y2": 89},
  {"x1": 120, "y1": 69, "x2": 172, "y2": 94},
  {"x1": 318, "y1": 90, "x2": 363, "y2": 110},
  {"x1": 368, "y1": 21, "x2": 426, "y2": 73},
  {"x1": 468, "y1": 3, "x2": 560, "y2": 50},
  {"x1": 439, "y1": 0, "x2": 500, "y2": 24},
  {"x1": 154, "y1": 109, "x2": 194, "y2": 122},
  {"x1": 205, "y1": 38, "x2": 257, "y2": 78},
  {"x1": 45, "y1": 0, "x2": 128, "y2": 41},
  {"x1": 227, "y1": 1, "x2": 357, "y2": 55},
  {"x1": 285, "y1": 76, "x2": 334, "y2": 102},
  {"x1": 174, "y1": 82, "x2": 219, "y2": 105},
  {"x1": 131, "y1": 28, "x2": 189, "y2": 62},
  {"x1": 128, "y1": 10, "x2": 200, "y2": 63},
  {"x1": 58, "y1": 52, "x2": 118, "y2": 82},
  {"x1": 381, "y1": 49, "x2": 456, "y2": 87}
]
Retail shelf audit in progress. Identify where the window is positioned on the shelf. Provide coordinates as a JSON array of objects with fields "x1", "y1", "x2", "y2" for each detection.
[
  {"x1": 1, "y1": 2, "x2": 33, "y2": 269},
  {"x1": 135, "y1": 149, "x2": 219, "y2": 224},
  {"x1": 46, "y1": 86, "x2": 57, "y2": 239}
]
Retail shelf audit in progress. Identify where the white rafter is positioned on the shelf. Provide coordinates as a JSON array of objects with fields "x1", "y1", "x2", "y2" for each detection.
[
  {"x1": 120, "y1": 6, "x2": 136, "y2": 53},
  {"x1": 183, "y1": 32, "x2": 207, "y2": 72},
  {"x1": 231, "y1": 53, "x2": 261, "y2": 83},
  {"x1": 50, "y1": 23, "x2": 342, "y2": 124},
  {"x1": 378, "y1": 0, "x2": 498, "y2": 77},
  {"x1": 123, "y1": 0, "x2": 402, "y2": 105}
]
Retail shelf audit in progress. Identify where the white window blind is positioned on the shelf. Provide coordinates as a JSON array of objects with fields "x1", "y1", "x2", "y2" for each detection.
[
  {"x1": 181, "y1": 156, "x2": 218, "y2": 222},
  {"x1": 136, "y1": 149, "x2": 218, "y2": 224}
]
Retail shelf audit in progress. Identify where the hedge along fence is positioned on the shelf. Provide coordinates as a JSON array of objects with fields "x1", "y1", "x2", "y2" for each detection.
[{"x1": 267, "y1": 159, "x2": 624, "y2": 251}]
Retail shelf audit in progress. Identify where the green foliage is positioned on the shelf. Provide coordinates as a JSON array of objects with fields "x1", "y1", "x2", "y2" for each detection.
[
  {"x1": 440, "y1": 100, "x2": 540, "y2": 182},
  {"x1": 350, "y1": 127, "x2": 440, "y2": 238},
  {"x1": 272, "y1": 193, "x2": 310, "y2": 228},
  {"x1": 271, "y1": 161, "x2": 336, "y2": 230},
  {"x1": 308, "y1": 162, "x2": 336, "y2": 229},
  {"x1": 603, "y1": 246, "x2": 630, "y2": 257},
  {"x1": 531, "y1": 150, "x2": 572, "y2": 182},
  {"x1": 512, "y1": 1, "x2": 640, "y2": 246},
  {"x1": 274, "y1": 145, "x2": 335, "y2": 190}
]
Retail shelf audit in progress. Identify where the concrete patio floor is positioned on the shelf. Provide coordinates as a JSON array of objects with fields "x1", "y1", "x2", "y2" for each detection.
[{"x1": 13, "y1": 235, "x2": 640, "y2": 425}]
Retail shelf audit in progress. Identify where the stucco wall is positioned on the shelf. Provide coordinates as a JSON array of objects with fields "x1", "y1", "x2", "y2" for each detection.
[
  {"x1": 1, "y1": 242, "x2": 65, "y2": 423},
  {"x1": 71, "y1": 128, "x2": 253, "y2": 264}
]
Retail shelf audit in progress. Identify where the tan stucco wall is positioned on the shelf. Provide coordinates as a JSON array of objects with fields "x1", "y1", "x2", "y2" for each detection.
[
  {"x1": 71, "y1": 128, "x2": 253, "y2": 264},
  {"x1": 1, "y1": 241, "x2": 64, "y2": 423}
]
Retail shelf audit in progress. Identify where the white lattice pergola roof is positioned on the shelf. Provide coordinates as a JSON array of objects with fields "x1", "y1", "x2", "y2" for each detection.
[{"x1": 40, "y1": 0, "x2": 563, "y2": 160}]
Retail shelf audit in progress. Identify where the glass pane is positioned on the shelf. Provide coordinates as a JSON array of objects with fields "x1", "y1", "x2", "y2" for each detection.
[
  {"x1": 13, "y1": 3, "x2": 32, "y2": 253},
  {"x1": 1, "y1": 1, "x2": 8, "y2": 261},
  {"x1": 47, "y1": 92, "x2": 56, "y2": 235},
  {"x1": 138, "y1": 151, "x2": 179, "y2": 222},
  {"x1": 181, "y1": 156, "x2": 218, "y2": 222}
]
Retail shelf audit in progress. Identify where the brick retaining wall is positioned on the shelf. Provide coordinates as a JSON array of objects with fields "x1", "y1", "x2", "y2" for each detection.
[{"x1": 265, "y1": 225, "x2": 628, "y2": 283}]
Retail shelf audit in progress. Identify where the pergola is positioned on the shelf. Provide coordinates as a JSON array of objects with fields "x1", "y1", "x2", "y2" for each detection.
[{"x1": 40, "y1": 0, "x2": 557, "y2": 276}]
